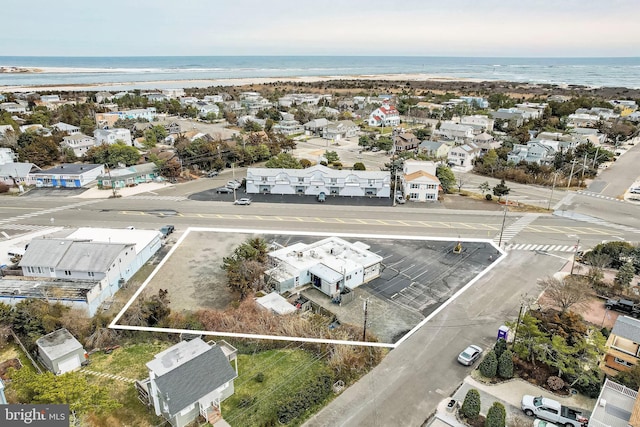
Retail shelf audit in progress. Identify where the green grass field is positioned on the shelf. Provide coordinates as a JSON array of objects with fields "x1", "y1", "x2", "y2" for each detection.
[{"x1": 222, "y1": 348, "x2": 334, "y2": 427}]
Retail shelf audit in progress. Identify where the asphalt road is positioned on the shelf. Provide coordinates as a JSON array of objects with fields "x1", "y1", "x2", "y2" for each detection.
[
  {"x1": 0, "y1": 196, "x2": 626, "y2": 250},
  {"x1": 304, "y1": 251, "x2": 565, "y2": 427}
]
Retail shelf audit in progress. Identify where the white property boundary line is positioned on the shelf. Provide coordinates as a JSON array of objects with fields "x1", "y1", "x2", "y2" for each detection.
[{"x1": 110, "y1": 227, "x2": 506, "y2": 349}]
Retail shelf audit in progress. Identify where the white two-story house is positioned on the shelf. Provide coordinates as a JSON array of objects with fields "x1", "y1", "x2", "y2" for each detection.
[{"x1": 368, "y1": 104, "x2": 400, "y2": 127}]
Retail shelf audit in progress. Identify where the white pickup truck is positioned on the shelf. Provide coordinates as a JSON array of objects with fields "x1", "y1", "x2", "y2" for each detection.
[{"x1": 521, "y1": 395, "x2": 588, "y2": 427}]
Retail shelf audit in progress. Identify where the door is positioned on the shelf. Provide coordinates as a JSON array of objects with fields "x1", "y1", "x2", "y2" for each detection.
[{"x1": 57, "y1": 355, "x2": 80, "y2": 374}]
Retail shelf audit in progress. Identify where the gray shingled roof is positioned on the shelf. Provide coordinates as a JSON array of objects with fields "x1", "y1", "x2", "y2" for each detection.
[
  {"x1": 20, "y1": 238, "x2": 130, "y2": 273},
  {"x1": 154, "y1": 345, "x2": 237, "y2": 415},
  {"x1": 19, "y1": 239, "x2": 71, "y2": 268},
  {"x1": 55, "y1": 241, "x2": 130, "y2": 272},
  {"x1": 611, "y1": 316, "x2": 640, "y2": 343}
]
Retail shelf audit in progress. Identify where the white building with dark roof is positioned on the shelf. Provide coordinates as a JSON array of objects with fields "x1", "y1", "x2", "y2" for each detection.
[
  {"x1": 246, "y1": 165, "x2": 390, "y2": 198},
  {"x1": 29, "y1": 163, "x2": 104, "y2": 188},
  {"x1": 142, "y1": 338, "x2": 238, "y2": 427}
]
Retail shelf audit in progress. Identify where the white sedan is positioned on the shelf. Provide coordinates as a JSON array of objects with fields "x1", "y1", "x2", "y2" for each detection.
[{"x1": 457, "y1": 345, "x2": 483, "y2": 366}]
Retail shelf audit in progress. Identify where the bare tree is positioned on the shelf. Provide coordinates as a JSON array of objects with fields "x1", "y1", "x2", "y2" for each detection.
[
  {"x1": 586, "y1": 253, "x2": 611, "y2": 286},
  {"x1": 456, "y1": 175, "x2": 467, "y2": 192},
  {"x1": 539, "y1": 276, "x2": 590, "y2": 313}
]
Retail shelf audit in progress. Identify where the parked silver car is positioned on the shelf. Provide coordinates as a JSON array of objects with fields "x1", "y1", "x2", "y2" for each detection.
[{"x1": 457, "y1": 345, "x2": 482, "y2": 366}]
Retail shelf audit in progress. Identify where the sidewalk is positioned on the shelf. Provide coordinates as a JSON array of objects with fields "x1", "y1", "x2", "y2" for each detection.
[
  {"x1": 429, "y1": 376, "x2": 596, "y2": 426},
  {"x1": 72, "y1": 181, "x2": 174, "y2": 199}
]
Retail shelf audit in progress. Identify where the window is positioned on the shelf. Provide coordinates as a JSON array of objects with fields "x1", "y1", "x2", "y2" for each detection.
[
  {"x1": 346, "y1": 275, "x2": 352, "y2": 280},
  {"x1": 37, "y1": 267, "x2": 42, "y2": 274},
  {"x1": 88, "y1": 272, "x2": 94, "y2": 277},
  {"x1": 410, "y1": 183, "x2": 419, "y2": 189},
  {"x1": 64, "y1": 270, "x2": 71, "y2": 276},
  {"x1": 410, "y1": 193, "x2": 419, "y2": 200},
  {"x1": 614, "y1": 357, "x2": 635, "y2": 367},
  {"x1": 50, "y1": 267, "x2": 54, "y2": 272}
]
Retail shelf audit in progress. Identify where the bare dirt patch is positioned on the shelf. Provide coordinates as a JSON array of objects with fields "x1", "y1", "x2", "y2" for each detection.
[{"x1": 144, "y1": 230, "x2": 249, "y2": 312}]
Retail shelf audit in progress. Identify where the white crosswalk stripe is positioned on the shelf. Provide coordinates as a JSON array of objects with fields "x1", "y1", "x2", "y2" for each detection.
[
  {"x1": 506, "y1": 243, "x2": 579, "y2": 252},
  {"x1": 126, "y1": 195, "x2": 188, "y2": 201},
  {"x1": 577, "y1": 190, "x2": 625, "y2": 203},
  {"x1": 0, "y1": 200, "x2": 102, "y2": 226},
  {"x1": 0, "y1": 224, "x2": 57, "y2": 231},
  {"x1": 493, "y1": 213, "x2": 540, "y2": 245},
  {"x1": 554, "y1": 210, "x2": 640, "y2": 235}
]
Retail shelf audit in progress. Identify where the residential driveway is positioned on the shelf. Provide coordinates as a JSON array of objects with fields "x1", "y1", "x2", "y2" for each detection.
[{"x1": 444, "y1": 376, "x2": 595, "y2": 426}]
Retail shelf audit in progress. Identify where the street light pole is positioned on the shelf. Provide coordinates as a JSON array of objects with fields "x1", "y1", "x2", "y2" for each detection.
[
  {"x1": 362, "y1": 298, "x2": 369, "y2": 342},
  {"x1": 498, "y1": 194, "x2": 509, "y2": 248},
  {"x1": 567, "y1": 159, "x2": 576, "y2": 189}
]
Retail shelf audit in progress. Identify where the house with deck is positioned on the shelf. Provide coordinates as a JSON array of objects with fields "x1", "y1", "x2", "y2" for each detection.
[
  {"x1": 601, "y1": 315, "x2": 640, "y2": 376},
  {"x1": 140, "y1": 338, "x2": 238, "y2": 427},
  {"x1": 62, "y1": 133, "x2": 97, "y2": 157}
]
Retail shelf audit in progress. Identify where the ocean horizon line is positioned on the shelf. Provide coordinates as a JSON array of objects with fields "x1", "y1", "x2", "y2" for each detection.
[{"x1": 1, "y1": 54, "x2": 640, "y2": 59}]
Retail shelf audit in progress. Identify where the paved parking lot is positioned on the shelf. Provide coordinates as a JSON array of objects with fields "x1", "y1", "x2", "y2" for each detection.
[
  {"x1": 189, "y1": 187, "x2": 396, "y2": 206},
  {"x1": 365, "y1": 240, "x2": 496, "y2": 315}
]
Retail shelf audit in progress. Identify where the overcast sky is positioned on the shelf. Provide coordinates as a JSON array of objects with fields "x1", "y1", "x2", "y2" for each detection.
[{"x1": 2, "y1": 0, "x2": 638, "y2": 57}]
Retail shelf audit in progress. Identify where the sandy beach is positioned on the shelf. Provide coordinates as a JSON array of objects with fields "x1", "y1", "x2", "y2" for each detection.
[{"x1": 0, "y1": 73, "x2": 486, "y2": 93}]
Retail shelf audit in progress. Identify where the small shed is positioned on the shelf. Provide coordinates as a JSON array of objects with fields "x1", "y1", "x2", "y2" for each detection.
[
  {"x1": 255, "y1": 292, "x2": 296, "y2": 315},
  {"x1": 35, "y1": 328, "x2": 86, "y2": 375}
]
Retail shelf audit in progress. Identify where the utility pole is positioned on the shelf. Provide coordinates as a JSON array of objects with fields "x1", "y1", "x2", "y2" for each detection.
[
  {"x1": 580, "y1": 152, "x2": 588, "y2": 186},
  {"x1": 512, "y1": 303, "x2": 525, "y2": 349},
  {"x1": 106, "y1": 164, "x2": 117, "y2": 198},
  {"x1": 547, "y1": 173, "x2": 557, "y2": 211},
  {"x1": 362, "y1": 298, "x2": 369, "y2": 341},
  {"x1": 570, "y1": 236, "x2": 580, "y2": 275},
  {"x1": 567, "y1": 159, "x2": 576, "y2": 189},
  {"x1": 498, "y1": 194, "x2": 509, "y2": 248},
  {"x1": 232, "y1": 162, "x2": 236, "y2": 201}
]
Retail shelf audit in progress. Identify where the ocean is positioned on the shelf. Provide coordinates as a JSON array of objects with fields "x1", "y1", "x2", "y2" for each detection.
[{"x1": 1, "y1": 56, "x2": 639, "y2": 90}]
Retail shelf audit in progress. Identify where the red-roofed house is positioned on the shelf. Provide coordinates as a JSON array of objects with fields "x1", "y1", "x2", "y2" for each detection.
[
  {"x1": 402, "y1": 170, "x2": 440, "y2": 202},
  {"x1": 368, "y1": 105, "x2": 400, "y2": 127}
]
